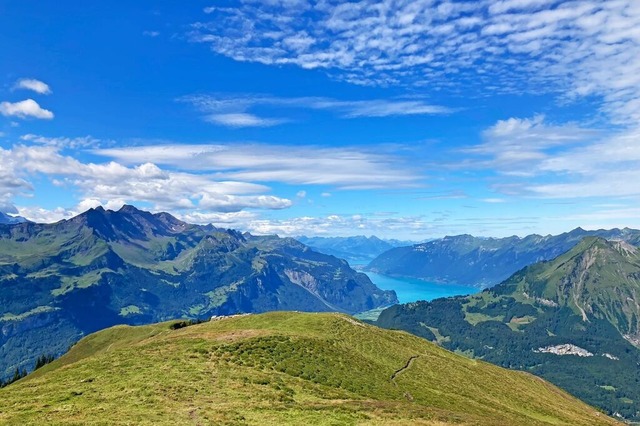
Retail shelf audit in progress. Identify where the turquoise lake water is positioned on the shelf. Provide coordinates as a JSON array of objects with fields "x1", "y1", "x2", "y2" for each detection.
[
  {"x1": 348, "y1": 260, "x2": 478, "y2": 304},
  {"x1": 362, "y1": 271, "x2": 479, "y2": 304}
]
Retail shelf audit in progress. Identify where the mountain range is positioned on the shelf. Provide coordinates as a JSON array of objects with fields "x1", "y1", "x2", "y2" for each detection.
[
  {"x1": 0, "y1": 205, "x2": 396, "y2": 380},
  {"x1": 375, "y1": 237, "x2": 640, "y2": 421},
  {"x1": 0, "y1": 312, "x2": 619, "y2": 425},
  {"x1": 0, "y1": 212, "x2": 28, "y2": 225},
  {"x1": 295, "y1": 235, "x2": 413, "y2": 262},
  {"x1": 367, "y1": 227, "x2": 640, "y2": 287}
]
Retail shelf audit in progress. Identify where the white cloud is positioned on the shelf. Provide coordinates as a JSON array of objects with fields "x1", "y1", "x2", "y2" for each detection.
[
  {"x1": 206, "y1": 113, "x2": 284, "y2": 127},
  {"x1": 488, "y1": 0, "x2": 558, "y2": 15},
  {"x1": 321, "y1": 192, "x2": 331, "y2": 197},
  {"x1": 0, "y1": 99, "x2": 54, "y2": 119},
  {"x1": 94, "y1": 143, "x2": 421, "y2": 189},
  {"x1": 308, "y1": 98, "x2": 453, "y2": 117},
  {"x1": 296, "y1": 190, "x2": 306, "y2": 198},
  {"x1": 182, "y1": 94, "x2": 452, "y2": 125},
  {"x1": 21, "y1": 134, "x2": 101, "y2": 149},
  {"x1": 460, "y1": 115, "x2": 599, "y2": 175},
  {"x1": 219, "y1": 211, "x2": 543, "y2": 239},
  {"x1": 190, "y1": 1, "x2": 640, "y2": 123},
  {"x1": 0, "y1": 141, "x2": 293, "y2": 215},
  {"x1": 76, "y1": 198, "x2": 127, "y2": 212},
  {"x1": 143, "y1": 31, "x2": 160, "y2": 37},
  {"x1": 461, "y1": 116, "x2": 640, "y2": 200},
  {"x1": 16, "y1": 206, "x2": 75, "y2": 223},
  {"x1": 17, "y1": 199, "x2": 129, "y2": 223},
  {"x1": 177, "y1": 210, "x2": 258, "y2": 227},
  {"x1": 0, "y1": 146, "x2": 34, "y2": 213},
  {"x1": 14, "y1": 78, "x2": 51, "y2": 95}
]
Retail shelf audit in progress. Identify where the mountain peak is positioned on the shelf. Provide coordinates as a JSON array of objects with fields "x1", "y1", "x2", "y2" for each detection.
[
  {"x1": 497, "y1": 235, "x2": 640, "y2": 339},
  {"x1": 0, "y1": 211, "x2": 29, "y2": 225},
  {"x1": 118, "y1": 204, "x2": 140, "y2": 213},
  {"x1": 568, "y1": 226, "x2": 587, "y2": 235},
  {"x1": 68, "y1": 204, "x2": 186, "y2": 241},
  {"x1": 567, "y1": 235, "x2": 637, "y2": 259}
]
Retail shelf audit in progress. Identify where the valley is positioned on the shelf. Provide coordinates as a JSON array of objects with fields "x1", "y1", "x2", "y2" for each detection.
[
  {"x1": 0, "y1": 206, "x2": 396, "y2": 381},
  {"x1": 3, "y1": 3, "x2": 638, "y2": 424},
  {"x1": 2, "y1": 209, "x2": 639, "y2": 424}
]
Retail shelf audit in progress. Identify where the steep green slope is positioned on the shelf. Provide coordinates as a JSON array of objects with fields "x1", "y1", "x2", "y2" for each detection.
[
  {"x1": 367, "y1": 228, "x2": 640, "y2": 287},
  {"x1": 0, "y1": 205, "x2": 396, "y2": 380},
  {"x1": 0, "y1": 312, "x2": 618, "y2": 425},
  {"x1": 376, "y1": 237, "x2": 640, "y2": 421}
]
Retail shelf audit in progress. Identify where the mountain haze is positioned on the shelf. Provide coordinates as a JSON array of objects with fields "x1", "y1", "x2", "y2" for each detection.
[
  {"x1": 368, "y1": 228, "x2": 640, "y2": 287},
  {"x1": 0, "y1": 206, "x2": 396, "y2": 380},
  {"x1": 296, "y1": 235, "x2": 399, "y2": 262},
  {"x1": 0, "y1": 312, "x2": 619, "y2": 425},
  {"x1": 0, "y1": 212, "x2": 28, "y2": 225},
  {"x1": 376, "y1": 237, "x2": 640, "y2": 420}
]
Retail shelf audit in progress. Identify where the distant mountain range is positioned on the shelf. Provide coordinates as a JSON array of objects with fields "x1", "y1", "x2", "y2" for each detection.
[
  {"x1": 0, "y1": 205, "x2": 396, "y2": 380},
  {"x1": 0, "y1": 312, "x2": 618, "y2": 425},
  {"x1": 0, "y1": 212, "x2": 28, "y2": 225},
  {"x1": 367, "y1": 227, "x2": 640, "y2": 287},
  {"x1": 376, "y1": 237, "x2": 640, "y2": 421},
  {"x1": 296, "y1": 235, "x2": 414, "y2": 262}
]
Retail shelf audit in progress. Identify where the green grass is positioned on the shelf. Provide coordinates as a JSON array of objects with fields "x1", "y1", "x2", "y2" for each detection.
[
  {"x1": 53, "y1": 269, "x2": 113, "y2": 296},
  {"x1": 0, "y1": 312, "x2": 619, "y2": 425},
  {"x1": 119, "y1": 305, "x2": 142, "y2": 316},
  {"x1": 507, "y1": 315, "x2": 537, "y2": 331},
  {"x1": 420, "y1": 323, "x2": 450, "y2": 344},
  {"x1": 353, "y1": 306, "x2": 387, "y2": 321},
  {"x1": 0, "y1": 305, "x2": 59, "y2": 321},
  {"x1": 463, "y1": 310, "x2": 504, "y2": 325}
]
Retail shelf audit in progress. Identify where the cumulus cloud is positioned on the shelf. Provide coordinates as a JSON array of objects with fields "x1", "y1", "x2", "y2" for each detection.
[
  {"x1": 0, "y1": 147, "x2": 34, "y2": 213},
  {"x1": 459, "y1": 115, "x2": 599, "y2": 176},
  {"x1": 0, "y1": 142, "x2": 293, "y2": 216},
  {"x1": 14, "y1": 78, "x2": 51, "y2": 95},
  {"x1": 16, "y1": 206, "x2": 75, "y2": 223},
  {"x1": 196, "y1": 210, "x2": 544, "y2": 239},
  {"x1": 190, "y1": 1, "x2": 640, "y2": 123},
  {"x1": 0, "y1": 99, "x2": 54, "y2": 119},
  {"x1": 460, "y1": 115, "x2": 640, "y2": 200}
]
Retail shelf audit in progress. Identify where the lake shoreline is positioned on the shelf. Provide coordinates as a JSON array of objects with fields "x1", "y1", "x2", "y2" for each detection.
[{"x1": 361, "y1": 270, "x2": 478, "y2": 305}]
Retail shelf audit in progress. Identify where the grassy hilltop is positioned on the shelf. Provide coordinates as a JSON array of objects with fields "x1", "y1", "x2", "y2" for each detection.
[{"x1": 0, "y1": 312, "x2": 618, "y2": 425}]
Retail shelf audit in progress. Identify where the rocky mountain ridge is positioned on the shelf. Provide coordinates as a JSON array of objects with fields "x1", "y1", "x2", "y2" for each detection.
[
  {"x1": 367, "y1": 227, "x2": 640, "y2": 287},
  {"x1": 0, "y1": 205, "x2": 396, "y2": 380}
]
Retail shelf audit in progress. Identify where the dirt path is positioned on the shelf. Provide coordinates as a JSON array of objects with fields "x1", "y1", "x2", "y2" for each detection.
[{"x1": 390, "y1": 355, "x2": 419, "y2": 386}]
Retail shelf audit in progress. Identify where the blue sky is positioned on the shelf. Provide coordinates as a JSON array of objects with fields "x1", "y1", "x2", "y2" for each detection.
[{"x1": 1, "y1": 0, "x2": 640, "y2": 239}]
